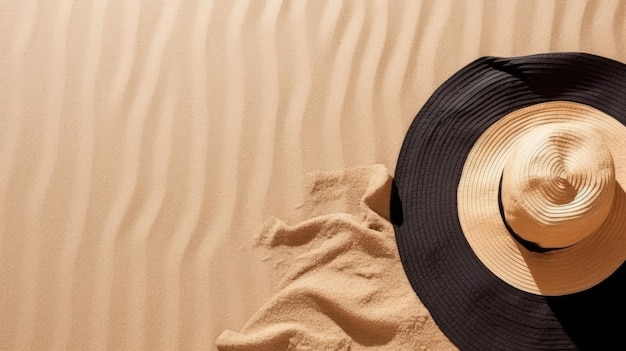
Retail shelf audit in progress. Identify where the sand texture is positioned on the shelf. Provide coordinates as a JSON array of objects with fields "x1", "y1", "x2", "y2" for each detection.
[
  {"x1": 216, "y1": 165, "x2": 457, "y2": 350},
  {"x1": 0, "y1": 0, "x2": 625, "y2": 350}
]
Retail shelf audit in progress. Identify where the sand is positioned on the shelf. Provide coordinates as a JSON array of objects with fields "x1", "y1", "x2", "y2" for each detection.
[
  {"x1": 0, "y1": 0, "x2": 624, "y2": 350},
  {"x1": 216, "y1": 165, "x2": 456, "y2": 350}
]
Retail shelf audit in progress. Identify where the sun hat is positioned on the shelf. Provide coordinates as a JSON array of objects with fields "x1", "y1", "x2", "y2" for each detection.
[{"x1": 391, "y1": 53, "x2": 626, "y2": 350}]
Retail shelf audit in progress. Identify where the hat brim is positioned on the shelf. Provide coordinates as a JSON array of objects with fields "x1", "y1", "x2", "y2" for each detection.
[{"x1": 392, "y1": 53, "x2": 626, "y2": 350}]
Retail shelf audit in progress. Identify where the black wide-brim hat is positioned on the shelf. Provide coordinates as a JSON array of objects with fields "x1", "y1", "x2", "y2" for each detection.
[{"x1": 392, "y1": 53, "x2": 626, "y2": 350}]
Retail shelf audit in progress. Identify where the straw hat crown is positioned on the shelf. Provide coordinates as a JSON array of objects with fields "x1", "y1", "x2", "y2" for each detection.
[{"x1": 501, "y1": 124, "x2": 615, "y2": 249}]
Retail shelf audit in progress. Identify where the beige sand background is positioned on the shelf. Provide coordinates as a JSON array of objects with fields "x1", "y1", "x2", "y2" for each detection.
[{"x1": 0, "y1": 0, "x2": 624, "y2": 350}]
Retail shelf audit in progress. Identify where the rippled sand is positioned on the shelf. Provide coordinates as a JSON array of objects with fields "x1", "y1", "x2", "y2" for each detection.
[{"x1": 0, "y1": 1, "x2": 624, "y2": 349}]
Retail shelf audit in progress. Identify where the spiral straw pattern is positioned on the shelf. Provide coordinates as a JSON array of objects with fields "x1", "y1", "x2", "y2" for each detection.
[
  {"x1": 459, "y1": 103, "x2": 624, "y2": 295},
  {"x1": 501, "y1": 123, "x2": 615, "y2": 249}
]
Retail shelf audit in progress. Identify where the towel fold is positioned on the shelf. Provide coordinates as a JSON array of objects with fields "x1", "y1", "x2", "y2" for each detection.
[{"x1": 217, "y1": 165, "x2": 456, "y2": 350}]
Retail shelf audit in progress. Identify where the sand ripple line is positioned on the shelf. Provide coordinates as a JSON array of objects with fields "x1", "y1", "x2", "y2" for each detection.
[
  {"x1": 13, "y1": 1, "x2": 73, "y2": 349},
  {"x1": 320, "y1": 2, "x2": 362, "y2": 168},
  {"x1": 169, "y1": 1, "x2": 217, "y2": 349},
  {"x1": 0, "y1": 1, "x2": 37, "y2": 347},
  {"x1": 90, "y1": 1, "x2": 180, "y2": 349},
  {"x1": 50, "y1": 0, "x2": 106, "y2": 349}
]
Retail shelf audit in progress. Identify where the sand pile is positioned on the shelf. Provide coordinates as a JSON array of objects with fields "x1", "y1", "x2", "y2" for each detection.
[{"x1": 217, "y1": 165, "x2": 456, "y2": 350}]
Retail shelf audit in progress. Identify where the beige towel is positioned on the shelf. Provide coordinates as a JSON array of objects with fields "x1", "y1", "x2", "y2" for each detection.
[{"x1": 216, "y1": 165, "x2": 456, "y2": 350}]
